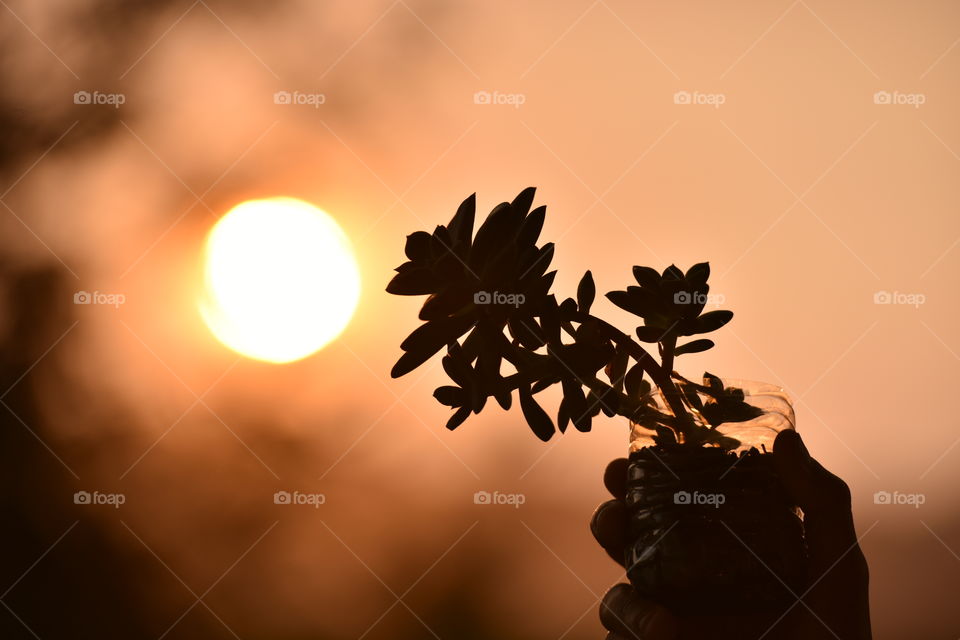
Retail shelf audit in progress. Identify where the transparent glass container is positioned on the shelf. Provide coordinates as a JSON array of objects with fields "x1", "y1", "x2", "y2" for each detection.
[
  {"x1": 629, "y1": 378, "x2": 797, "y2": 454},
  {"x1": 624, "y1": 377, "x2": 806, "y2": 617}
]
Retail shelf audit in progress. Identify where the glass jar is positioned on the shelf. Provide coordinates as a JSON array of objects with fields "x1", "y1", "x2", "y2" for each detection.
[{"x1": 624, "y1": 378, "x2": 806, "y2": 616}]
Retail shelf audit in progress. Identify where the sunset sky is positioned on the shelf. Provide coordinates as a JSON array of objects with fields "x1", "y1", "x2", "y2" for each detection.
[{"x1": 1, "y1": 1, "x2": 958, "y2": 638}]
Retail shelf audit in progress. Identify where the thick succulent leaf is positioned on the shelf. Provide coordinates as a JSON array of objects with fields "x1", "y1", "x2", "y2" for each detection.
[
  {"x1": 625, "y1": 286, "x2": 662, "y2": 307},
  {"x1": 701, "y1": 395, "x2": 764, "y2": 427},
  {"x1": 391, "y1": 350, "x2": 433, "y2": 379},
  {"x1": 475, "y1": 349, "x2": 500, "y2": 385},
  {"x1": 560, "y1": 376, "x2": 583, "y2": 400},
  {"x1": 606, "y1": 290, "x2": 648, "y2": 317},
  {"x1": 564, "y1": 327, "x2": 615, "y2": 376},
  {"x1": 635, "y1": 326, "x2": 666, "y2": 343},
  {"x1": 560, "y1": 377, "x2": 587, "y2": 428},
  {"x1": 662, "y1": 264, "x2": 684, "y2": 281},
  {"x1": 685, "y1": 262, "x2": 710, "y2": 288},
  {"x1": 433, "y1": 385, "x2": 465, "y2": 407},
  {"x1": 441, "y1": 347, "x2": 472, "y2": 387},
  {"x1": 674, "y1": 339, "x2": 715, "y2": 356},
  {"x1": 429, "y1": 225, "x2": 454, "y2": 261},
  {"x1": 517, "y1": 205, "x2": 546, "y2": 248},
  {"x1": 386, "y1": 265, "x2": 439, "y2": 295},
  {"x1": 530, "y1": 271, "x2": 557, "y2": 303},
  {"x1": 470, "y1": 390, "x2": 487, "y2": 414},
  {"x1": 404, "y1": 231, "x2": 432, "y2": 261},
  {"x1": 519, "y1": 385, "x2": 555, "y2": 441},
  {"x1": 392, "y1": 315, "x2": 475, "y2": 378},
  {"x1": 471, "y1": 202, "x2": 517, "y2": 265},
  {"x1": 632, "y1": 265, "x2": 661, "y2": 289},
  {"x1": 499, "y1": 199, "x2": 528, "y2": 240},
  {"x1": 508, "y1": 316, "x2": 546, "y2": 349},
  {"x1": 558, "y1": 297, "x2": 578, "y2": 317},
  {"x1": 605, "y1": 347, "x2": 629, "y2": 391},
  {"x1": 400, "y1": 315, "x2": 474, "y2": 354},
  {"x1": 616, "y1": 286, "x2": 661, "y2": 318},
  {"x1": 577, "y1": 271, "x2": 595, "y2": 314},
  {"x1": 460, "y1": 325, "x2": 482, "y2": 360},
  {"x1": 704, "y1": 372, "x2": 724, "y2": 393},
  {"x1": 418, "y1": 286, "x2": 475, "y2": 321},
  {"x1": 531, "y1": 374, "x2": 560, "y2": 394},
  {"x1": 552, "y1": 344, "x2": 587, "y2": 379},
  {"x1": 557, "y1": 401, "x2": 569, "y2": 433},
  {"x1": 494, "y1": 388, "x2": 512, "y2": 410},
  {"x1": 678, "y1": 380, "x2": 705, "y2": 412},
  {"x1": 692, "y1": 310, "x2": 733, "y2": 334},
  {"x1": 539, "y1": 295, "x2": 561, "y2": 345},
  {"x1": 482, "y1": 239, "x2": 520, "y2": 284},
  {"x1": 590, "y1": 381, "x2": 619, "y2": 417},
  {"x1": 624, "y1": 363, "x2": 645, "y2": 398},
  {"x1": 573, "y1": 412, "x2": 593, "y2": 432},
  {"x1": 447, "y1": 194, "x2": 476, "y2": 248},
  {"x1": 519, "y1": 243, "x2": 554, "y2": 283},
  {"x1": 679, "y1": 283, "x2": 709, "y2": 320},
  {"x1": 511, "y1": 186, "x2": 537, "y2": 217},
  {"x1": 446, "y1": 405, "x2": 471, "y2": 430},
  {"x1": 472, "y1": 354, "x2": 496, "y2": 410}
]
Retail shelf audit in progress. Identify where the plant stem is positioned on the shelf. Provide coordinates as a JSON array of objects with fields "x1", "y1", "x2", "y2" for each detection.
[
  {"x1": 574, "y1": 312, "x2": 693, "y2": 435},
  {"x1": 657, "y1": 335, "x2": 694, "y2": 442},
  {"x1": 571, "y1": 313, "x2": 662, "y2": 377}
]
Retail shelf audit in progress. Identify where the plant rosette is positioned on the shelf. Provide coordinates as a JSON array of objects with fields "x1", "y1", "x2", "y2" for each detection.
[{"x1": 387, "y1": 188, "x2": 807, "y2": 615}]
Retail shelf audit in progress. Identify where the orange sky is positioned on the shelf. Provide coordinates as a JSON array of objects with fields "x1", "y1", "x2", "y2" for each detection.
[{"x1": 1, "y1": 0, "x2": 958, "y2": 637}]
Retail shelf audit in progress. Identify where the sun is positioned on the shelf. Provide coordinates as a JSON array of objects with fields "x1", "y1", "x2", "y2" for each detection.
[{"x1": 199, "y1": 198, "x2": 361, "y2": 363}]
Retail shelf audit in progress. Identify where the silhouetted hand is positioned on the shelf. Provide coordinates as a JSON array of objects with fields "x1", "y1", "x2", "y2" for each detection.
[{"x1": 590, "y1": 430, "x2": 871, "y2": 639}]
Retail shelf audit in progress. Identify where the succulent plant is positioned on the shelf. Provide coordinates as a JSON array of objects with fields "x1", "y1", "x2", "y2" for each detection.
[{"x1": 388, "y1": 188, "x2": 762, "y2": 448}]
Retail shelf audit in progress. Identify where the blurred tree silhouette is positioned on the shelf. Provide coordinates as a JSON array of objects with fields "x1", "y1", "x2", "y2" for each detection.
[
  {"x1": 0, "y1": 265, "x2": 165, "y2": 638},
  {"x1": 0, "y1": 2, "x2": 537, "y2": 639}
]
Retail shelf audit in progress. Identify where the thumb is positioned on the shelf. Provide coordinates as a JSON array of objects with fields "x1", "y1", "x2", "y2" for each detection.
[
  {"x1": 773, "y1": 430, "x2": 862, "y2": 569},
  {"x1": 773, "y1": 429, "x2": 852, "y2": 519}
]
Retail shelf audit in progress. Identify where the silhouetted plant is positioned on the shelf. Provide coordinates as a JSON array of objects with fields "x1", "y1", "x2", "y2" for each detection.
[{"x1": 388, "y1": 188, "x2": 761, "y2": 448}]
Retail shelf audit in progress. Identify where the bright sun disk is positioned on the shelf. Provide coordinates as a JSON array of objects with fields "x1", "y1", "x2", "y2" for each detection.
[{"x1": 199, "y1": 197, "x2": 361, "y2": 363}]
